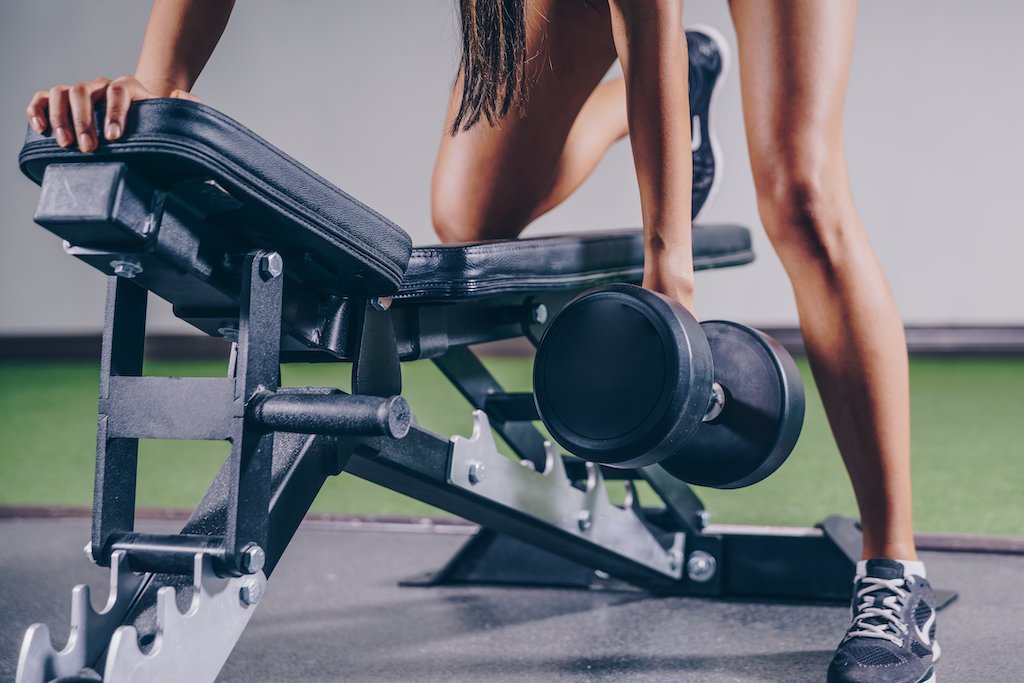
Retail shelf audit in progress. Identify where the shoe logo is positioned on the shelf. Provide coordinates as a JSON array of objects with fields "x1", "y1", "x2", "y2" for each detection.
[
  {"x1": 691, "y1": 115, "x2": 702, "y2": 152},
  {"x1": 915, "y1": 608, "x2": 936, "y2": 646}
]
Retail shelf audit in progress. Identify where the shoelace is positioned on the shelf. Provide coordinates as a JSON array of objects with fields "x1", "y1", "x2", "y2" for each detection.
[{"x1": 848, "y1": 576, "x2": 911, "y2": 647}]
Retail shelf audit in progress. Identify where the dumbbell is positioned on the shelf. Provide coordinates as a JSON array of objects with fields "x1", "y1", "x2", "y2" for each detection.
[{"x1": 532, "y1": 283, "x2": 804, "y2": 489}]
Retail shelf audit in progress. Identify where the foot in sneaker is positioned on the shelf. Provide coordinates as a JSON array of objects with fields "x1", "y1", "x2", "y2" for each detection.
[
  {"x1": 827, "y1": 559, "x2": 940, "y2": 683},
  {"x1": 685, "y1": 25, "x2": 729, "y2": 220}
]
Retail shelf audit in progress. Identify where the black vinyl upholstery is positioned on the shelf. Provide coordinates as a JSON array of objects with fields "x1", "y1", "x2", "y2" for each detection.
[
  {"x1": 19, "y1": 100, "x2": 412, "y2": 296},
  {"x1": 19, "y1": 100, "x2": 754, "y2": 304},
  {"x1": 398, "y1": 226, "x2": 753, "y2": 301}
]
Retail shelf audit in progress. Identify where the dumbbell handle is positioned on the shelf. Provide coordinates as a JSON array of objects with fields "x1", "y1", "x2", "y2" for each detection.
[{"x1": 703, "y1": 381, "x2": 727, "y2": 423}]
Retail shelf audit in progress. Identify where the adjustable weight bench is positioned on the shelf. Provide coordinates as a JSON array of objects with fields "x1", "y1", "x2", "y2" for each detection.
[{"x1": 15, "y1": 100, "x2": 866, "y2": 683}]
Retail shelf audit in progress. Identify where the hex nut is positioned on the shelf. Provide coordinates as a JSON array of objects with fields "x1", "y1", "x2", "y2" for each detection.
[
  {"x1": 239, "y1": 578, "x2": 263, "y2": 606},
  {"x1": 241, "y1": 543, "x2": 266, "y2": 574},
  {"x1": 686, "y1": 550, "x2": 718, "y2": 583},
  {"x1": 110, "y1": 260, "x2": 143, "y2": 279},
  {"x1": 370, "y1": 296, "x2": 393, "y2": 312},
  {"x1": 260, "y1": 252, "x2": 283, "y2": 279},
  {"x1": 577, "y1": 510, "x2": 593, "y2": 532},
  {"x1": 669, "y1": 550, "x2": 682, "y2": 572},
  {"x1": 218, "y1": 326, "x2": 239, "y2": 343}
]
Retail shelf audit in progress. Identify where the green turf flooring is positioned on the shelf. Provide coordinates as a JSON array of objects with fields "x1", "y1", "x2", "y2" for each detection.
[{"x1": 1, "y1": 356, "x2": 1021, "y2": 536}]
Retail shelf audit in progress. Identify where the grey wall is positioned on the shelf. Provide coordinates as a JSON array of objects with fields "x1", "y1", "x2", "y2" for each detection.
[{"x1": 1, "y1": 1, "x2": 1021, "y2": 334}]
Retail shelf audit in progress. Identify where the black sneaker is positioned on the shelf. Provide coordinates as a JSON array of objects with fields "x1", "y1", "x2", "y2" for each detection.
[
  {"x1": 686, "y1": 25, "x2": 729, "y2": 220},
  {"x1": 827, "y1": 559, "x2": 940, "y2": 683}
]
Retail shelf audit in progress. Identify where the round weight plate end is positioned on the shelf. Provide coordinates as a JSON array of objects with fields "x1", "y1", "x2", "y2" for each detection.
[
  {"x1": 661, "y1": 321, "x2": 804, "y2": 489},
  {"x1": 534, "y1": 284, "x2": 713, "y2": 469}
]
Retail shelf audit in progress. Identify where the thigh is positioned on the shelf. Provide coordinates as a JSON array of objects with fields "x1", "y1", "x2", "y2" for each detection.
[
  {"x1": 728, "y1": 0, "x2": 858, "y2": 193},
  {"x1": 432, "y1": 0, "x2": 618, "y2": 241}
]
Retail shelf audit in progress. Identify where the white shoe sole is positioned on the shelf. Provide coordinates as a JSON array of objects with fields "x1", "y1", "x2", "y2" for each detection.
[{"x1": 686, "y1": 23, "x2": 731, "y2": 221}]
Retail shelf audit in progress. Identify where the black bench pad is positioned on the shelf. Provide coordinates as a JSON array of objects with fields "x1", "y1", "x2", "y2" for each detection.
[
  {"x1": 19, "y1": 99, "x2": 412, "y2": 296},
  {"x1": 397, "y1": 226, "x2": 753, "y2": 301},
  {"x1": 18, "y1": 100, "x2": 753, "y2": 304}
]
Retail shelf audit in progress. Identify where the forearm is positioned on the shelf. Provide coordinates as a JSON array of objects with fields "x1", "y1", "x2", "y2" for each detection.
[
  {"x1": 134, "y1": 0, "x2": 235, "y2": 95},
  {"x1": 609, "y1": 1, "x2": 694, "y2": 306}
]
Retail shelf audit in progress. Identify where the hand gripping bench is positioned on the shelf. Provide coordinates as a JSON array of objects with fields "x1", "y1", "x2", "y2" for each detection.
[{"x1": 15, "y1": 100, "x2": 865, "y2": 683}]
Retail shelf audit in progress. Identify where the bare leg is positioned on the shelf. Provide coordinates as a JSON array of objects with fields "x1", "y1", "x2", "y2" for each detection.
[
  {"x1": 528, "y1": 77, "x2": 628, "y2": 221},
  {"x1": 431, "y1": 0, "x2": 618, "y2": 243},
  {"x1": 433, "y1": 0, "x2": 695, "y2": 311},
  {"x1": 729, "y1": 0, "x2": 916, "y2": 560}
]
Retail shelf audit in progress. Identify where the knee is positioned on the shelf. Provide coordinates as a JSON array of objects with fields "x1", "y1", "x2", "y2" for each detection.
[
  {"x1": 431, "y1": 202, "x2": 477, "y2": 245},
  {"x1": 431, "y1": 176, "x2": 486, "y2": 244},
  {"x1": 431, "y1": 176, "x2": 528, "y2": 244},
  {"x1": 752, "y1": 150, "x2": 855, "y2": 271}
]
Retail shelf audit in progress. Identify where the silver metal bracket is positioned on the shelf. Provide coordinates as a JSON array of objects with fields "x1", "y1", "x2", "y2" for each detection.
[
  {"x1": 16, "y1": 551, "x2": 265, "y2": 683},
  {"x1": 16, "y1": 550, "x2": 144, "y2": 683},
  {"x1": 102, "y1": 553, "x2": 266, "y2": 682},
  {"x1": 450, "y1": 410, "x2": 683, "y2": 580}
]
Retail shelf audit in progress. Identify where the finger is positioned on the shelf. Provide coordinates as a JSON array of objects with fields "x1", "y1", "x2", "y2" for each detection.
[
  {"x1": 170, "y1": 89, "x2": 200, "y2": 103},
  {"x1": 103, "y1": 77, "x2": 137, "y2": 141},
  {"x1": 48, "y1": 86, "x2": 73, "y2": 147},
  {"x1": 68, "y1": 83, "x2": 95, "y2": 151},
  {"x1": 69, "y1": 79, "x2": 108, "y2": 153},
  {"x1": 26, "y1": 91, "x2": 49, "y2": 133}
]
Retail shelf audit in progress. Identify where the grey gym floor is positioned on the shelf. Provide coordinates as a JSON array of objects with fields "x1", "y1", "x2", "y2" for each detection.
[{"x1": 1, "y1": 519, "x2": 1020, "y2": 682}]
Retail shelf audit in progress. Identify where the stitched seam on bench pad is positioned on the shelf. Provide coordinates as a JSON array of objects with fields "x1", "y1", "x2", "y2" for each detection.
[{"x1": 395, "y1": 250, "x2": 753, "y2": 299}]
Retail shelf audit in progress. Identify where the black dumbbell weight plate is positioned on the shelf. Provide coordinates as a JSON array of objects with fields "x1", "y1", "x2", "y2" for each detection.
[
  {"x1": 533, "y1": 284, "x2": 713, "y2": 468},
  {"x1": 661, "y1": 321, "x2": 805, "y2": 488}
]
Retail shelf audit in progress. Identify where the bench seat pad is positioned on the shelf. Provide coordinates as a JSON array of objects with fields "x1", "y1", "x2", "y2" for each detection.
[
  {"x1": 19, "y1": 100, "x2": 753, "y2": 303},
  {"x1": 398, "y1": 225, "x2": 753, "y2": 301},
  {"x1": 19, "y1": 99, "x2": 412, "y2": 295}
]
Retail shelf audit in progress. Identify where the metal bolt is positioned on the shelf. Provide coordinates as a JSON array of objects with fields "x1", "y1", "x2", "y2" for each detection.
[
  {"x1": 239, "y1": 578, "x2": 263, "y2": 606},
  {"x1": 370, "y1": 296, "x2": 392, "y2": 312},
  {"x1": 530, "y1": 303, "x2": 548, "y2": 325},
  {"x1": 218, "y1": 326, "x2": 239, "y2": 343},
  {"x1": 241, "y1": 543, "x2": 266, "y2": 574},
  {"x1": 467, "y1": 462, "x2": 484, "y2": 485},
  {"x1": 703, "y1": 381, "x2": 727, "y2": 422},
  {"x1": 260, "y1": 252, "x2": 283, "y2": 279},
  {"x1": 110, "y1": 259, "x2": 143, "y2": 279},
  {"x1": 696, "y1": 511, "x2": 711, "y2": 529},
  {"x1": 577, "y1": 510, "x2": 593, "y2": 532},
  {"x1": 669, "y1": 550, "x2": 682, "y2": 572},
  {"x1": 686, "y1": 550, "x2": 718, "y2": 583}
]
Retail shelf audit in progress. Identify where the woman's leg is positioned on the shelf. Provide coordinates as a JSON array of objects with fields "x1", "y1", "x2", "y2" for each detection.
[
  {"x1": 431, "y1": 0, "x2": 618, "y2": 243},
  {"x1": 728, "y1": 0, "x2": 916, "y2": 561},
  {"x1": 433, "y1": 0, "x2": 695, "y2": 310},
  {"x1": 527, "y1": 77, "x2": 628, "y2": 221}
]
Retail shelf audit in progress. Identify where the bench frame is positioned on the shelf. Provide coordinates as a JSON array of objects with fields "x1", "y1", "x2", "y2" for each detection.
[{"x1": 18, "y1": 160, "x2": 866, "y2": 683}]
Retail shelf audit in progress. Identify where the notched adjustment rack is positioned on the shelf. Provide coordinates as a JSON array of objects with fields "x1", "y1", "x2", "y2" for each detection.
[
  {"x1": 18, "y1": 551, "x2": 266, "y2": 683},
  {"x1": 450, "y1": 411, "x2": 684, "y2": 581}
]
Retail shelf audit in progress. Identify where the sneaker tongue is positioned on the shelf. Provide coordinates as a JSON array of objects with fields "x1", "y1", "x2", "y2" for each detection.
[{"x1": 864, "y1": 559, "x2": 905, "y2": 580}]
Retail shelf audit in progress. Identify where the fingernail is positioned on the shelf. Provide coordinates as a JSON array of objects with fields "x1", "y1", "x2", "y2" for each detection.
[
  {"x1": 55, "y1": 126, "x2": 70, "y2": 146},
  {"x1": 31, "y1": 116, "x2": 44, "y2": 133},
  {"x1": 78, "y1": 132, "x2": 93, "y2": 151},
  {"x1": 105, "y1": 121, "x2": 121, "y2": 140}
]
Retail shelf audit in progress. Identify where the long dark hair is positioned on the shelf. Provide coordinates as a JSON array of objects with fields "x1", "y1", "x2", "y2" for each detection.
[{"x1": 451, "y1": 0, "x2": 528, "y2": 134}]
